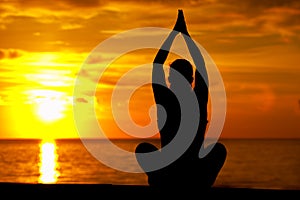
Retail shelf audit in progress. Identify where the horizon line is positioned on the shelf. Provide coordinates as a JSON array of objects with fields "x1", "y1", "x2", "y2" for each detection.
[{"x1": 0, "y1": 137, "x2": 299, "y2": 141}]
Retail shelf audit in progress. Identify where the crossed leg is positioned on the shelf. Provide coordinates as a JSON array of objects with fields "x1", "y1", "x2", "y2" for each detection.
[{"x1": 135, "y1": 141, "x2": 227, "y2": 189}]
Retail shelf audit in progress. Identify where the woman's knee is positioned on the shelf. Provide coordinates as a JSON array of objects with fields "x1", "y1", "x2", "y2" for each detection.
[{"x1": 135, "y1": 142, "x2": 158, "y2": 154}]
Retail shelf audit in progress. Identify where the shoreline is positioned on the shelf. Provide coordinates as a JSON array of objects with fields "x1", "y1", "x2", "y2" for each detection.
[{"x1": 0, "y1": 183, "x2": 298, "y2": 197}]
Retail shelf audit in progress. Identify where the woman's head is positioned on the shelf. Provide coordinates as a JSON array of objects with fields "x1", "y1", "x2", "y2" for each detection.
[{"x1": 168, "y1": 59, "x2": 194, "y2": 87}]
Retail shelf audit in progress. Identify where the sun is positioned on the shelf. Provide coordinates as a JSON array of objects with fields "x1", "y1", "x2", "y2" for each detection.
[
  {"x1": 8, "y1": 89, "x2": 78, "y2": 139},
  {"x1": 36, "y1": 98, "x2": 65, "y2": 122},
  {"x1": 27, "y1": 89, "x2": 67, "y2": 123}
]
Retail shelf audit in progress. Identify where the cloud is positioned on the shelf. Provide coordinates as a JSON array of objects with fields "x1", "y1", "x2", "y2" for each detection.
[
  {"x1": 60, "y1": 23, "x2": 83, "y2": 30},
  {"x1": 182, "y1": 0, "x2": 300, "y2": 53},
  {"x1": 0, "y1": 49, "x2": 24, "y2": 60},
  {"x1": 0, "y1": 50, "x2": 4, "y2": 59},
  {"x1": 76, "y1": 97, "x2": 88, "y2": 103},
  {"x1": 1, "y1": 0, "x2": 105, "y2": 11},
  {"x1": 0, "y1": 0, "x2": 299, "y2": 54}
]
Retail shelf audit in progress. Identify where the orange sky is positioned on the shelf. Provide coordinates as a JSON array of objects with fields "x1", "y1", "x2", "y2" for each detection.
[{"x1": 0, "y1": 0, "x2": 299, "y2": 139}]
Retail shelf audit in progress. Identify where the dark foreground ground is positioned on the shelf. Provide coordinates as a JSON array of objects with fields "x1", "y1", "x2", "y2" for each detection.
[{"x1": 0, "y1": 183, "x2": 299, "y2": 198}]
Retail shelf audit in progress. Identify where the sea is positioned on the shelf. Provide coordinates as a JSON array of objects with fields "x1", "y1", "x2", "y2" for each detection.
[{"x1": 0, "y1": 138, "x2": 299, "y2": 190}]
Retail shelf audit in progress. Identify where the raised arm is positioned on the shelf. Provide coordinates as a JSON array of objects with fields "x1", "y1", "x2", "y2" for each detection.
[
  {"x1": 185, "y1": 34, "x2": 208, "y2": 126},
  {"x1": 152, "y1": 30, "x2": 178, "y2": 89},
  {"x1": 178, "y1": 10, "x2": 209, "y2": 124},
  {"x1": 152, "y1": 20, "x2": 180, "y2": 101},
  {"x1": 183, "y1": 36, "x2": 208, "y2": 95}
]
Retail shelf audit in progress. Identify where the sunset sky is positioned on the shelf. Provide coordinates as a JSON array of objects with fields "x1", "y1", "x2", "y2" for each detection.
[{"x1": 0, "y1": 0, "x2": 299, "y2": 139}]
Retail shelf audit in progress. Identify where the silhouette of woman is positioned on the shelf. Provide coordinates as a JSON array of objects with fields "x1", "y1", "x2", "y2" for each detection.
[{"x1": 135, "y1": 10, "x2": 227, "y2": 190}]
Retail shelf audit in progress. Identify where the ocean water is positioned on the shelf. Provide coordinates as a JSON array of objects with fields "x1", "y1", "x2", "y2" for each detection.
[{"x1": 0, "y1": 138, "x2": 299, "y2": 190}]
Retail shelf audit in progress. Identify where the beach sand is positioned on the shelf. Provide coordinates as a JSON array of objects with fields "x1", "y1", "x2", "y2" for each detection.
[{"x1": 0, "y1": 183, "x2": 298, "y2": 198}]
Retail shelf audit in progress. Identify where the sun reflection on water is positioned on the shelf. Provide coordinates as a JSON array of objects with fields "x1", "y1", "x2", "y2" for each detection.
[{"x1": 38, "y1": 140, "x2": 60, "y2": 183}]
